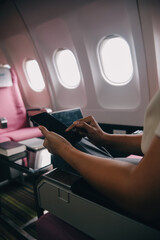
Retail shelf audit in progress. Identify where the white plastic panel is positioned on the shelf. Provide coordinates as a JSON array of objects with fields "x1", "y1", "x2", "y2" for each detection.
[
  {"x1": 0, "y1": 48, "x2": 8, "y2": 65},
  {"x1": 37, "y1": 175, "x2": 160, "y2": 240},
  {"x1": 29, "y1": 18, "x2": 87, "y2": 109},
  {"x1": 24, "y1": 59, "x2": 45, "y2": 92},
  {"x1": 14, "y1": 0, "x2": 151, "y2": 126},
  {"x1": 0, "y1": 1, "x2": 52, "y2": 109},
  {"x1": 80, "y1": 0, "x2": 149, "y2": 113},
  {"x1": 138, "y1": 0, "x2": 160, "y2": 98},
  {"x1": 54, "y1": 49, "x2": 81, "y2": 89},
  {"x1": 151, "y1": 0, "x2": 160, "y2": 89},
  {"x1": 98, "y1": 36, "x2": 134, "y2": 86}
]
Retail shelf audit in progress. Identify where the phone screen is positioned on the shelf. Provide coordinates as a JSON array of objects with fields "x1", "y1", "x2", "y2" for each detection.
[{"x1": 30, "y1": 112, "x2": 82, "y2": 144}]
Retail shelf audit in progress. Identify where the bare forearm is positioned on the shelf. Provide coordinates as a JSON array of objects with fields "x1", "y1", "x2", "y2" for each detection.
[
  {"x1": 102, "y1": 133, "x2": 143, "y2": 155},
  {"x1": 59, "y1": 144, "x2": 135, "y2": 203},
  {"x1": 40, "y1": 124, "x2": 160, "y2": 224},
  {"x1": 58, "y1": 145, "x2": 157, "y2": 223}
]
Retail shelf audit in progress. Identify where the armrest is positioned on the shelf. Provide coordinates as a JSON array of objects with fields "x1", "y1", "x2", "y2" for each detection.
[
  {"x1": 0, "y1": 117, "x2": 7, "y2": 129},
  {"x1": 37, "y1": 169, "x2": 126, "y2": 215},
  {"x1": 39, "y1": 168, "x2": 81, "y2": 189},
  {"x1": 36, "y1": 168, "x2": 160, "y2": 239}
]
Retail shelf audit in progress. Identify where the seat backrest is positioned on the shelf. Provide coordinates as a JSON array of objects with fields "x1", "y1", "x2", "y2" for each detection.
[{"x1": 0, "y1": 66, "x2": 28, "y2": 134}]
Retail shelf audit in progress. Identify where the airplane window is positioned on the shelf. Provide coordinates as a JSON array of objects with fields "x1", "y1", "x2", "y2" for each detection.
[
  {"x1": 98, "y1": 36, "x2": 133, "y2": 86},
  {"x1": 24, "y1": 59, "x2": 45, "y2": 92},
  {"x1": 54, "y1": 49, "x2": 81, "y2": 89}
]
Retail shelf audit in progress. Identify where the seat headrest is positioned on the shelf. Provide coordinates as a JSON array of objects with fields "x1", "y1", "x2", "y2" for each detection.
[{"x1": 0, "y1": 66, "x2": 13, "y2": 87}]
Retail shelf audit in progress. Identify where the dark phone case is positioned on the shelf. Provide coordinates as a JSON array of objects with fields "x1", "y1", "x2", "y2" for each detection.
[{"x1": 30, "y1": 112, "x2": 82, "y2": 144}]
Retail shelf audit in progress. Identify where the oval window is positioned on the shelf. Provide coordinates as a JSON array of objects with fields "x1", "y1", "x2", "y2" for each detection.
[
  {"x1": 24, "y1": 59, "x2": 45, "y2": 92},
  {"x1": 54, "y1": 49, "x2": 81, "y2": 89},
  {"x1": 98, "y1": 36, "x2": 133, "y2": 85}
]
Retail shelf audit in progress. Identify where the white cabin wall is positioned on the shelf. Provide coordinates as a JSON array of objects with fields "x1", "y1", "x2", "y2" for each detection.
[
  {"x1": 15, "y1": 0, "x2": 151, "y2": 125},
  {"x1": 1, "y1": 0, "x2": 160, "y2": 127},
  {"x1": 138, "y1": 0, "x2": 160, "y2": 99},
  {"x1": 0, "y1": 0, "x2": 52, "y2": 109},
  {"x1": 15, "y1": 0, "x2": 94, "y2": 110},
  {"x1": 151, "y1": 1, "x2": 160, "y2": 91},
  {"x1": 0, "y1": 48, "x2": 8, "y2": 65},
  {"x1": 77, "y1": 0, "x2": 150, "y2": 125},
  {"x1": 30, "y1": 18, "x2": 88, "y2": 109}
]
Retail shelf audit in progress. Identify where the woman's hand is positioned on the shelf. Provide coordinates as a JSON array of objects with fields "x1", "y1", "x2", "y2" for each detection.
[
  {"x1": 66, "y1": 115, "x2": 105, "y2": 146},
  {"x1": 39, "y1": 125, "x2": 72, "y2": 155}
]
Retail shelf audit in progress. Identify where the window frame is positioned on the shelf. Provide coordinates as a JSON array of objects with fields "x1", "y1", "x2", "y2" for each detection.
[
  {"x1": 53, "y1": 48, "x2": 81, "y2": 89},
  {"x1": 97, "y1": 35, "x2": 134, "y2": 86},
  {"x1": 23, "y1": 59, "x2": 45, "y2": 92}
]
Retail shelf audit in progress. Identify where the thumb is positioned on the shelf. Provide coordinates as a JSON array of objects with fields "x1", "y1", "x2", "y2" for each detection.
[{"x1": 38, "y1": 125, "x2": 49, "y2": 137}]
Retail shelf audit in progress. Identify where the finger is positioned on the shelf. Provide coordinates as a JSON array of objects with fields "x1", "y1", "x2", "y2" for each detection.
[
  {"x1": 65, "y1": 116, "x2": 93, "y2": 132},
  {"x1": 65, "y1": 121, "x2": 79, "y2": 132},
  {"x1": 80, "y1": 116, "x2": 92, "y2": 123},
  {"x1": 65, "y1": 125, "x2": 74, "y2": 132},
  {"x1": 80, "y1": 121, "x2": 93, "y2": 133},
  {"x1": 38, "y1": 125, "x2": 49, "y2": 137}
]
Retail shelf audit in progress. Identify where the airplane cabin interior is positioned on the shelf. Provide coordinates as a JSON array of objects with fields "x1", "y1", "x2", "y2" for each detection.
[{"x1": 0, "y1": 0, "x2": 160, "y2": 239}]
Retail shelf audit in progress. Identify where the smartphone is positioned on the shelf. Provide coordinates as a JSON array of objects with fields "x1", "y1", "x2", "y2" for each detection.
[{"x1": 30, "y1": 112, "x2": 82, "y2": 144}]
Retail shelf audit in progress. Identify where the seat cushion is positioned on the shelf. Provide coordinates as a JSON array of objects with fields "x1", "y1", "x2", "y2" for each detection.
[{"x1": 0, "y1": 127, "x2": 42, "y2": 142}]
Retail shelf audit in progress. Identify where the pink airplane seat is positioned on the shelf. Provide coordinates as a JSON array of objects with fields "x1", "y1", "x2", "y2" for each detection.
[
  {"x1": 0, "y1": 66, "x2": 42, "y2": 141},
  {"x1": 0, "y1": 66, "x2": 48, "y2": 181},
  {"x1": 0, "y1": 136, "x2": 10, "y2": 143}
]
